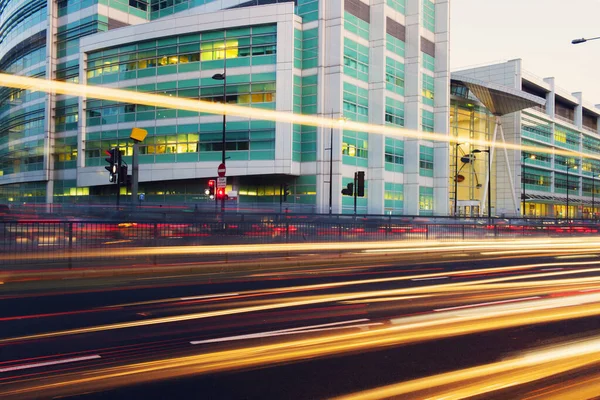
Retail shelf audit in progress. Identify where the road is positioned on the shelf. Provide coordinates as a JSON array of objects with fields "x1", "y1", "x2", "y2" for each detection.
[{"x1": 2, "y1": 238, "x2": 600, "y2": 399}]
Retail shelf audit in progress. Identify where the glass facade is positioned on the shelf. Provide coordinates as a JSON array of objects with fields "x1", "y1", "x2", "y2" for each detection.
[
  {"x1": 384, "y1": 182, "x2": 404, "y2": 214},
  {"x1": 449, "y1": 96, "x2": 495, "y2": 216},
  {"x1": 0, "y1": 0, "x2": 48, "y2": 202},
  {"x1": 0, "y1": 0, "x2": 449, "y2": 214}
]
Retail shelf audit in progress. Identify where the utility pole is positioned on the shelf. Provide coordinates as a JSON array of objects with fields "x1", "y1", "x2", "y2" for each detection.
[
  {"x1": 353, "y1": 172, "x2": 357, "y2": 215},
  {"x1": 329, "y1": 111, "x2": 333, "y2": 215},
  {"x1": 279, "y1": 183, "x2": 283, "y2": 214},
  {"x1": 130, "y1": 128, "x2": 148, "y2": 206}
]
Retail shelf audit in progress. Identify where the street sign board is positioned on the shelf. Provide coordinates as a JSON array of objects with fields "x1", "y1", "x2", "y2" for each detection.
[
  {"x1": 217, "y1": 177, "x2": 227, "y2": 188},
  {"x1": 217, "y1": 163, "x2": 226, "y2": 177}
]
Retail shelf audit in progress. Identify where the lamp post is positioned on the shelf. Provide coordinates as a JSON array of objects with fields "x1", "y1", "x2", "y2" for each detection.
[
  {"x1": 592, "y1": 170, "x2": 597, "y2": 220},
  {"x1": 327, "y1": 114, "x2": 346, "y2": 215},
  {"x1": 472, "y1": 148, "x2": 491, "y2": 220},
  {"x1": 212, "y1": 46, "x2": 227, "y2": 213},
  {"x1": 566, "y1": 161, "x2": 578, "y2": 220},
  {"x1": 521, "y1": 153, "x2": 536, "y2": 218},
  {"x1": 453, "y1": 142, "x2": 467, "y2": 217}
]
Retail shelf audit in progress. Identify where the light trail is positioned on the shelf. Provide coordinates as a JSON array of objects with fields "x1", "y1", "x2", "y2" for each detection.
[
  {"x1": 189, "y1": 319, "x2": 380, "y2": 344},
  {"x1": 555, "y1": 254, "x2": 599, "y2": 259},
  {"x1": 433, "y1": 296, "x2": 542, "y2": 312},
  {"x1": 2, "y1": 261, "x2": 600, "y2": 344},
  {"x1": 333, "y1": 336, "x2": 600, "y2": 400},
  {"x1": 179, "y1": 293, "x2": 239, "y2": 301},
  {"x1": 3, "y1": 236, "x2": 600, "y2": 265},
  {"x1": 0, "y1": 73, "x2": 598, "y2": 161},
  {"x1": 0, "y1": 355, "x2": 101, "y2": 373},
  {"x1": 522, "y1": 372, "x2": 600, "y2": 399},
  {"x1": 4, "y1": 292, "x2": 600, "y2": 399}
]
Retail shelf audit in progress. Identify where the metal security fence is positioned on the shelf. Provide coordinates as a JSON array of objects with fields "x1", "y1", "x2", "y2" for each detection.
[{"x1": 2, "y1": 219, "x2": 599, "y2": 250}]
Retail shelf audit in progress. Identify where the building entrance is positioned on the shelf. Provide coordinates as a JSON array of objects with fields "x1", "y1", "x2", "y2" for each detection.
[{"x1": 457, "y1": 201, "x2": 480, "y2": 217}]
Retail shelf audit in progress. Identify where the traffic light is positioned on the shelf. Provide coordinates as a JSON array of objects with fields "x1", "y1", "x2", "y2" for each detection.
[
  {"x1": 283, "y1": 183, "x2": 290, "y2": 202},
  {"x1": 118, "y1": 165, "x2": 128, "y2": 185},
  {"x1": 216, "y1": 188, "x2": 228, "y2": 200},
  {"x1": 105, "y1": 148, "x2": 118, "y2": 183},
  {"x1": 356, "y1": 171, "x2": 365, "y2": 197},
  {"x1": 205, "y1": 180, "x2": 215, "y2": 198},
  {"x1": 341, "y1": 182, "x2": 354, "y2": 196}
]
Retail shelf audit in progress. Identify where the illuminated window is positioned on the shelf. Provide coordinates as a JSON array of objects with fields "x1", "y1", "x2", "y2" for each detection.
[
  {"x1": 200, "y1": 40, "x2": 239, "y2": 61},
  {"x1": 554, "y1": 130, "x2": 567, "y2": 143}
]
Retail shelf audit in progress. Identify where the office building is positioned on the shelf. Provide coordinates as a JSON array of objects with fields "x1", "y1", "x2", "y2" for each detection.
[
  {"x1": 0, "y1": 0, "x2": 450, "y2": 215},
  {"x1": 453, "y1": 59, "x2": 600, "y2": 218}
]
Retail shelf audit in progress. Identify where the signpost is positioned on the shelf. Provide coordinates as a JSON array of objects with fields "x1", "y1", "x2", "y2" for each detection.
[
  {"x1": 217, "y1": 163, "x2": 227, "y2": 212},
  {"x1": 130, "y1": 127, "x2": 148, "y2": 205},
  {"x1": 217, "y1": 163, "x2": 226, "y2": 177}
]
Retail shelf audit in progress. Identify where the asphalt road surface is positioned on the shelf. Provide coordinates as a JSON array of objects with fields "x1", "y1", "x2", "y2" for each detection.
[{"x1": 2, "y1": 238, "x2": 600, "y2": 399}]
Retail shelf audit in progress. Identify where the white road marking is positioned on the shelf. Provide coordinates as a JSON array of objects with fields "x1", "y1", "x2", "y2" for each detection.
[
  {"x1": 190, "y1": 319, "x2": 378, "y2": 345},
  {"x1": 0, "y1": 355, "x2": 101, "y2": 373},
  {"x1": 180, "y1": 293, "x2": 239, "y2": 301},
  {"x1": 412, "y1": 276, "x2": 448, "y2": 281}
]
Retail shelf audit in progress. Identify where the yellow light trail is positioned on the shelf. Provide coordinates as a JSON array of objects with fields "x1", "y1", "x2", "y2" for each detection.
[
  {"x1": 4, "y1": 291, "x2": 600, "y2": 399},
  {"x1": 3, "y1": 259, "x2": 600, "y2": 345},
  {"x1": 0, "y1": 73, "x2": 598, "y2": 161},
  {"x1": 333, "y1": 336, "x2": 600, "y2": 400},
  {"x1": 2, "y1": 236, "x2": 600, "y2": 263}
]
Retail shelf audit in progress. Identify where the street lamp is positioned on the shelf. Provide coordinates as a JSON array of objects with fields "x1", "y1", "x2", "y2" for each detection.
[
  {"x1": 453, "y1": 142, "x2": 468, "y2": 217},
  {"x1": 328, "y1": 114, "x2": 346, "y2": 215},
  {"x1": 212, "y1": 50, "x2": 227, "y2": 213},
  {"x1": 592, "y1": 170, "x2": 598, "y2": 220},
  {"x1": 566, "y1": 161, "x2": 578, "y2": 220},
  {"x1": 472, "y1": 148, "x2": 491, "y2": 220},
  {"x1": 572, "y1": 36, "x2": 600, "y2": 44},
  {"x1": 521, "y1": 153, "x2": 536, "y2": 217}
]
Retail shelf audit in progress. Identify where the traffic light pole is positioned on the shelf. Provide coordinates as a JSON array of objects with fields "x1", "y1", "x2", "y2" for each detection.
[
  {"x1": 131, "y1": 141, "x2": 139, "y2": 206},
  {"x1": 279, "y1": 184, "x2": 283, "y2": 214},
  {"x1": 353, "y1": 172, "x2": 357, "y2": 215},
  {"x1": 215, "y1": 180, "x2": 218, "y2": 212},
  {"x1": 116, "y1": 150, "x2": 122, "y2": 208},
  {"x1": 220, "y1": 56, "x2": 227, "y2": 215},
  {"x1": 116, "y1": 179, "x2": 120, "y2": 207}
]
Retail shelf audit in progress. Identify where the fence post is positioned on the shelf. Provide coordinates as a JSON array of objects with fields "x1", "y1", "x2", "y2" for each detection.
[
  {"x1": 285, "y1": 220, "x2": 290, "y2": 243},
  {"x1": 68, "y1": 222, "x2": 73, "y2": 251},
  {"x1": 426, "y1": 224, "x2": 429, "y2": 240},
  {"x1": 462, "y1": 225, "x2": 465, "y2": 240},
  {"x1": 68, "y1": 222, "x2": 74, "y2": 270}
]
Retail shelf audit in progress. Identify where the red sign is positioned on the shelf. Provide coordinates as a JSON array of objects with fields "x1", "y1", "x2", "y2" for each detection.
[{"x1": 217, "y1": 163, "x2": 226, "y2": 177}]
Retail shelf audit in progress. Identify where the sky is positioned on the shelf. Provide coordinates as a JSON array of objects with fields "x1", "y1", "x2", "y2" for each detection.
[{"x1": 450, "y1": 0, "x2": 600, "y2": 104}]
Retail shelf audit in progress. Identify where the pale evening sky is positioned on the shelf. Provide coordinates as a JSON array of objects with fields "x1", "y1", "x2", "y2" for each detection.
[{"x1": 450, "y1": 0, "x2": 600, "y2": 105}]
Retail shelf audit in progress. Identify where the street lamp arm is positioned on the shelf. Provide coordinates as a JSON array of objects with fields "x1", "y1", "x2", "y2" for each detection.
[{"x1": 572, "y1": 36, "x2": 600, "y2": 44}]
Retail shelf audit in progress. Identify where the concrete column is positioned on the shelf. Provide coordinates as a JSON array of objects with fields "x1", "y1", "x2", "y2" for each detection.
[
  {"x1": 44, "y1": 0, "x2": 58, "y2": 205},
  {"x1": 543, "y1": 77, "x2": 556, "y2": 119},
  {"x1": 367, "y1": 0, "x2": 386, "y2": 215},
  {"x1": 316, "y1": 0, "x2": 344, "y2": 214},
  {"x1": 573, "y1": 92, "x2": 583, "y2": 130},
  {"x1": 432, "y1": 0, "x2": 449, "y2": 216},
  {"x1": 275, "y1": 18, "x2": 295, "y2": 175},
  {"x1": 403, "y1": 0, "x2": 423, "y2": 215}
]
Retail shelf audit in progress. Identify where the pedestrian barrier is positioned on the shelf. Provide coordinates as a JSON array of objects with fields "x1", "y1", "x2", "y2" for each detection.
[{"x1": 1, "y1": 219, "x2": 598, "y2": 266}]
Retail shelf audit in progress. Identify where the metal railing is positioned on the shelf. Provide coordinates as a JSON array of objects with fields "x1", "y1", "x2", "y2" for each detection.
[{"x1": 1, "y1": 219, "x2": 599, "y2": 266}]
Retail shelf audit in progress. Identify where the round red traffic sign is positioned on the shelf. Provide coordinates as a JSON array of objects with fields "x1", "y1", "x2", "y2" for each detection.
[{"x1": 217, "y1": 163, "x2": 226, "y2": 177}]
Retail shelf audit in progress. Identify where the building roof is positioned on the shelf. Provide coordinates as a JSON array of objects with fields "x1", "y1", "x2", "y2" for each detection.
[{"x1": 452, "y1": 74, "x2": 546, "y2": 116}]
